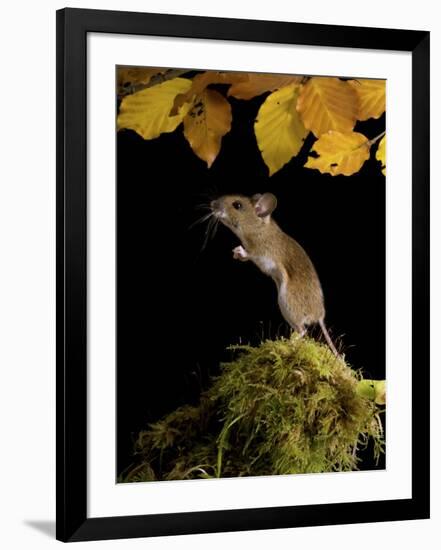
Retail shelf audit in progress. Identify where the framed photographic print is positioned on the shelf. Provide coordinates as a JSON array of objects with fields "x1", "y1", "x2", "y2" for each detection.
[{"x1": 56, "y1": 7, "x2": 430, "y2": 542}]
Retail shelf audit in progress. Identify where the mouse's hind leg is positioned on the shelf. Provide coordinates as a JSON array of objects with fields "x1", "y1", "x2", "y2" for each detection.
[
  {"x1": 291, "y1": 323, "x2": 306, "y2": 338},
  {"x1": 277, "y1": 289, "x2": 306, "y2": 337}
]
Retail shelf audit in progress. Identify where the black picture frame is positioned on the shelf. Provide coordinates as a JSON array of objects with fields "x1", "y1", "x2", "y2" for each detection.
[{"x1": 56, "y1": 7, "x2": 430, "y2": 542}]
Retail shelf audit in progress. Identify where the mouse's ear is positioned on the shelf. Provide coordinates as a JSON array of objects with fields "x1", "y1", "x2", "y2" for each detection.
[{"x1": 254, "y1": 193, "x2": 277, "y2": 218}]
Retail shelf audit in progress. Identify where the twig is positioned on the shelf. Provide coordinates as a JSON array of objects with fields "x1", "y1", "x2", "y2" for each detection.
[{"x1": 367, "y1": 130, "x2": 386, "y2": 147}]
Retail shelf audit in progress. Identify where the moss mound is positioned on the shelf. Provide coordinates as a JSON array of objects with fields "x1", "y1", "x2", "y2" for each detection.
[{"x1": 119, "y1": 335, "x2": 384, "y2": 482}]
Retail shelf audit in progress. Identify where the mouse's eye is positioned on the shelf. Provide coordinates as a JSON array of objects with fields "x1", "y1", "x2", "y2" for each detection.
[{"x1": 232, "y1": 201, "x2": 243, "y2": 210}]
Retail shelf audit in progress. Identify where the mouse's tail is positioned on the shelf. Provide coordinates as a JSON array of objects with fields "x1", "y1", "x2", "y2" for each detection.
[{"x1": 318, "y1": 319, "x2": 339, "y2": 357}]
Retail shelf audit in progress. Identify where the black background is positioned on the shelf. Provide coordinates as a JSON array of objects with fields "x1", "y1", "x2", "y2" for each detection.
[{"x1": 116, "y1": 82, "x2": 386, "y2": 477}]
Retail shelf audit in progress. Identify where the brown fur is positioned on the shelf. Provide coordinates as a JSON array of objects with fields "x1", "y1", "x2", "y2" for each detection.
[{"x1": 211, "y1": 193, "x2": 338, "y2": 355}]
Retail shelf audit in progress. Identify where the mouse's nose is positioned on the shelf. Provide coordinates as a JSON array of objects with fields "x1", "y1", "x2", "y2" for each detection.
[{"x1": 211, "y1": 199, "x2": 220, "y2": 210}]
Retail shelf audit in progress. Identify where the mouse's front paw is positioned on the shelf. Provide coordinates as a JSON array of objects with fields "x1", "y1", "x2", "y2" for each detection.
[{"x1": 233, "y1": 245, "x2": 249, "y2": 261}]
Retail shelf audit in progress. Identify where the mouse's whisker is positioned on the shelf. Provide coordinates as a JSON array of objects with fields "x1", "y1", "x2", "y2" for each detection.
[
  {"x1": 210, "y1": 217, "x2": 220, "y2": 241},
  {"x1": 188, "y1": 211, "x2": 213, "y2": 230},
  {"x1": 201, "y1": 218, "x2": 213, "y2": 251},
  {"x1": 201, "y1": 216, "x2": 217, "y2": 251},
  {"x1": 193, "y1": 203, "x2": 211, "y2": 212}
]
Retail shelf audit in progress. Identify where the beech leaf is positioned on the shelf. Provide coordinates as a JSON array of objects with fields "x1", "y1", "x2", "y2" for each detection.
[
  {"x1": 356, "y1": 380, "x2": 386, "y2": 405},
  {"x1": 228, "y1": 74, "x2": 302, "y2": 100},
  {"x1": 171, "y1": 71, "x2": 247, "y2": 115},
  {"x1": 117, "y1": 78, "x2": 192, "y2": 140},
  {"x1": 297, "y1": 77, "x2": 358, "y2": 138},
  {"x1": 117, "y1": 66, "x2": 166, "y2": 95},
  {"x1": 348, "y1": 79, "x2": 386, "y2": 121},
  {"x1": 305, "y1": 131, "x2": 370, "y2": 176},
  {"x1": 376, "y1": 135, "x2": 386, "y2": 175},
  {"x1": 183, "y1": 89, "x2": 232, "y2": 168},
  {"x1": 254, "y1": 83, "x2": 308, "y2": 176}
]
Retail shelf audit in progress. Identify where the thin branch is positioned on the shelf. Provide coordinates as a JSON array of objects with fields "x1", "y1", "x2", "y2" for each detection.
[{"x1": 367, "y1": 130, "x2": 386, "y2": 147}]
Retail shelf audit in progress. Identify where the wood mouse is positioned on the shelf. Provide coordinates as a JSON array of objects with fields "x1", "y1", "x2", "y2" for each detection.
[{"x1": 210, "y1": 192, "x2": 338, "y2": 356}]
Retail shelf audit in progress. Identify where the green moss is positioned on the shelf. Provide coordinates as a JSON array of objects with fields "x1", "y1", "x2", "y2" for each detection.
[{"x1": 119, "y1": 335, "x2": 384, "y2": 482}]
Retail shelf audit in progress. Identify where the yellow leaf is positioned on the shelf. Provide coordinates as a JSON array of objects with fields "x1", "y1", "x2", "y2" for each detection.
[
  {"x1": 171, "y1": 71, "x2": 247, "y2": 115},
  {"x1": 348, "y1": 79, "x2": 386, "y2": 121},
  {"x1": 297, "y1": 77, "x2": 358, "y2": 138},
  {"x1": 183, "y1": 89, "x2": 232, "y2": 168},
  {"x1": 117, "y1": 66, "x2": 165, "y2": 85},
  {"x1": 117, "y1": 78, "x2": 192, "y2": 140},
  {"x1": 254, "y1": 83, "x2": 308, "y2": 176},
  {"x1": 228, "y1": 74, "x2": 302, "y2": 100},
  {"x1": 305, "y1": 131, "x2": 370, "y2": 176},
  {"x1": 376, "y1": 135, "x2": 386, "y2": 175}
]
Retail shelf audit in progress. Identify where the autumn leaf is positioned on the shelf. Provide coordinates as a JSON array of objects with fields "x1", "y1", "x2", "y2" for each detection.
[
  {"x1": 117, "y1": 67, "x2": 165, "y2": 86},
  {"x1": 171, "y1": 71, "x2": 247, "y2": 115},
  {"x1": 183, "y1": 89, "x2": 232, "y2": 167},
  {"x1": 117, "y1": 78, "x2": 192, "y2": 140},
  {"x1": 228, "y1": 74, "x2": 302, "y2": 100},
  {"x1": 297, "y1": 77, "x2": 358, "y2": 138},
  {"x1": 117, "y1": 67, "x2": 166, "y2": 96},
  {"x1": 305, "y1": 131, "x2": 370, "y2": 176},
  {"x1": 348, "y1": 79, "x2": 386, "y2": 121},
  {"x1": 254, "y1": 83, "x2": 308, "y2": 176},
  {"x1": 356, "y1": 380, "x2": 386, "y2": 405},
  {"x1": 376, "y1": 135, "x2": 386, "y2": 175}
]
